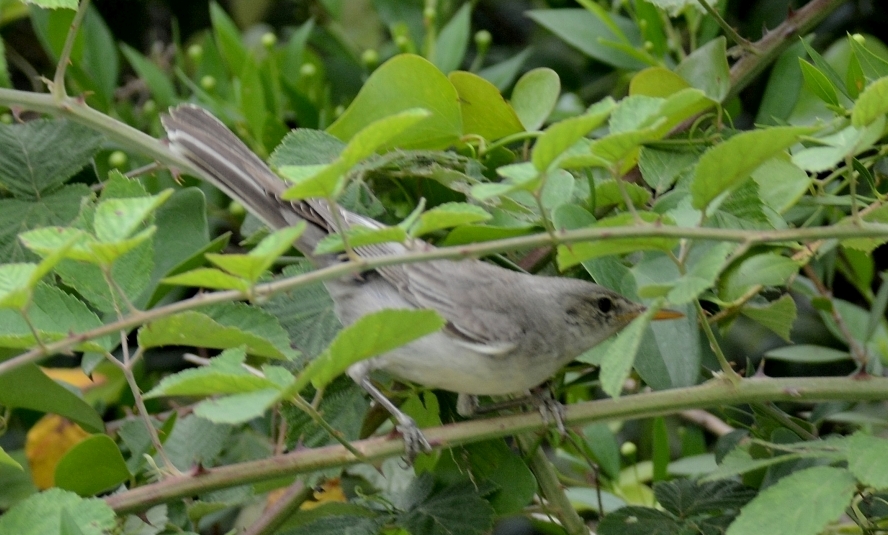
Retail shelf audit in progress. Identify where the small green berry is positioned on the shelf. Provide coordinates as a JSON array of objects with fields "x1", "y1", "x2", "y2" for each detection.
[
  {"x1": 142, "y1": 99, "x2": 157, "y2": 115},
  {"x1": 852, "y1": 33, "x2": 866, "y2": 44},
  {"x1": 261, "y1": 32, "x2": 277, "y2": 49},
  {"x1": 187, "y1": 44, "x2": 203, "y2": 61},
  {"x1": 474, "y1": 30, "x2": 492, "y2": 49},
  {"x1": 361, "y1": 49, "x2": 379, "y2": 68},
  {"x1": 299, "y1": 63, "x2": 317, "y2": 77},
  {"x1": 229, "y1": 200, "x2": 246, "y2": 217},
  {"x1": 620, "y1": 441, "x2": 637, "y2": 457},
  {"x1": 0, "y1": 113, "x2": 12, "y2": 124},
  {"x1": 395, "y1": 35, "x2": 411, "y2": 52},
  {"x1": 108, "y1": 151, "x2": 128, "y2": 168},
  {"x1": 200, "y1": 75, "x2": 217, "y2": 91}
]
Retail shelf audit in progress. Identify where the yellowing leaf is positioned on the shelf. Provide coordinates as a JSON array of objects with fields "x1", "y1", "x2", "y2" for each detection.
[{"x1": 25, "y1": 415, "x2": 90, "y2": 489}]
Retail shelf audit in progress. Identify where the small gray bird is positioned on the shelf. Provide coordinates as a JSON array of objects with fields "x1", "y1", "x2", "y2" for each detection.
[{"x1": 162, "y1": 105, "x2": 681, "y2": 459}]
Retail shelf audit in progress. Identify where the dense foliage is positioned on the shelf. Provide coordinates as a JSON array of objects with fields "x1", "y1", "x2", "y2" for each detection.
[{"x1": 2, "y1": 0, "x2": 888, "y2": 534}]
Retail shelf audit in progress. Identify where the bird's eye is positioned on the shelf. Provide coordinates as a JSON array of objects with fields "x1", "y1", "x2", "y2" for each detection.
[{"x1": 596, "y1": 296, "x2": 613, "y2": 313}]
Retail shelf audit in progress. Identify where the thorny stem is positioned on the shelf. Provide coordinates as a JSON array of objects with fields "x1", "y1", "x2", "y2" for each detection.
[
  {"x1": 695, "y1": 300, "x2": 742, "y2": 382},
  {"x1": 517, "y1": 434, "x2": 588, "y2": 535},
  {"x1": 695, "y1": 0, "x2": 755, "y2": 52},
  {"x1": 802, "y1": 264, "x2": 870, "y2": 368},
  {"x1": 52, "y1": 0, "x2": 92, "y2": 100},
  {"x1": 107, "y1": 347, "x2": 179, "y2": 473},
  {"x1": 104, "y1": 376, "x2": 888, "y2": 514}
]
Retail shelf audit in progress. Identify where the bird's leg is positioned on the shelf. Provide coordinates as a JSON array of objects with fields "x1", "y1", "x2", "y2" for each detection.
[
  {"x1": 530, "y1": 387, "x2": 567, "y2": 435},
  {"x1": 456, "y1": 387, "x2": 567, "y2": 435},
  {"x1": 349, "y1": 365, "x2": 432, "y2": 462}
]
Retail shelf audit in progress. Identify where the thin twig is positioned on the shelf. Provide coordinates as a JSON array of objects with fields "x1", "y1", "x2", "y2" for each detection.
[
  {"x1": 802, "y1": 264, "x2": 870, "y2": 368},
  {"x1": 52, "y1": 0, "x2": 92, "y2": 100}
]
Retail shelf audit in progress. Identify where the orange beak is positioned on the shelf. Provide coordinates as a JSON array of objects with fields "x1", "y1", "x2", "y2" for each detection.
[{"x1": 653, "y1": 308, "x2": 684, "y2": 320}]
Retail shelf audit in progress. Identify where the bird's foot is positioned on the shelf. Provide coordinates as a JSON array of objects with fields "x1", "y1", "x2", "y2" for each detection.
[
  {"x1": 396, "y1": 416, "x2": 432, "y2": 464},
  {"x1": 531, "y1": 389, "x2": 567, "y2": 435}
]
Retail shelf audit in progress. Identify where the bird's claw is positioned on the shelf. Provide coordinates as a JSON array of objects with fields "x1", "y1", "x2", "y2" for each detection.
[
  {"x1": 533, "y1": 393, "x2": 567, "y2": 435},
  {"x1": 397, "y1": 418, "x2": 432, "y2": 464}
]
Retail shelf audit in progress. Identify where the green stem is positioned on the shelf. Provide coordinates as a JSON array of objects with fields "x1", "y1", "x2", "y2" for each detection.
[
  {"x1": 52, "y1": 0, "x2": 91, "y2": 100},
  {"x1": 695, "y1": 300, "x2": 742, "y2": 382},
  {"x1": 518, "y1": 435, "x2": 587, "y2": 535},
  {"x1": 695, "y1": 0, "x2": 754, "y2": 52},
  {"x1": 104, "y1": 375, "x2": 888, "y2": 514}
]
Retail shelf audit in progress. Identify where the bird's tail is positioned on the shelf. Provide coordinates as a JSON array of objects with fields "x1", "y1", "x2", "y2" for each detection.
[{"x1": 161, "y1": 104, "x2": 327, "y2": 253}]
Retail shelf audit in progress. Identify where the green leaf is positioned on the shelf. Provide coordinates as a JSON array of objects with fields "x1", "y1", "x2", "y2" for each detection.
[
  {"x1": 478, "y1": 48, "x2": 531, "y2": 91},
  {"x1": 656, "y1": 479, "x2": 754, "y2": 517},
  {"x1": 719, "y1": 253, "x2": 799, "y2": 302},
  {"x1": 261, "y1": 262, "x2": 340, "y2": 360},
  {"x1": 159, "y1": 414, "x2": 232, "y2": 471},
  {"x1": 448, "y1": 71, "x2": 524, "y2": 140},
  {"x1": 629, "y1": 66, "x2": 691, "y2": 97},
  {"x1": 0, "y1": 120, "x2": 103, "y2": 198},
  {"x1": 726, "y1": 466, "x2": 856, "y2": 535},
  {"x1": 0, "y1": 256, "x2": 63, "y2": 310},
  {"x1": 0, "y1": 488, "x2": 116, "y2": 535},
  {"x1": 297, "y1": 309, "x2": 446, "y2": 391},
  {"x1": 597, "y1": 506, "x2": 679, "y2": 534},
  {"x1": 792, "y1": 121, "x2": 884, "y2": 173},
  {"x1": 0, "y1": 446, "x2": 21, "y2": 470},
  {"x1": 845, "y1": 432, "x2": 888, "y2": 488},
  {"x1": 138, "y1": 304, "x2": 298, "y2": 360},
  {"x1": 209, "y1": 1, "x2": 248, "y2": 75},
  {"x1": 93, "y1": 190, "x2": 173, "y2": 244},
  {"x1": 846, "y1": 47, "x2": 866, "y2": 98},
  {"x1": 741, "y1": 294, "x2": 798, "y2": 342},
  {"x1": 0, "y1": 363, "x2": 104, "y2": 433},
  {"x1": 327, "y1": 54, "x2": 462, "y2": 150},
  {"x1": 205, "y1": 224, "x2": 304, "y2": 282},
  {"x1": 531, "y1": 107, "x2": 614, "y2": 171},
  {"x1": 851, "y1": 75, "x2": 888, "y2": 127},
  {"x1": 838, "y1": 204, "x2": 888, "y2": 253},
  {"x1": 0, "y1": 39, "x2": 9, "y2": 89},
  {"x1": 594, "y1": 180, "x2": 651, "y2": 211},
  {"x1": 193, "y1": 388, "x2": 283, "y2": 425},
  {"x1": 799, "y1": 59, "x2": 840, "y2": 106},
  {"x1": 798, "y1": 37, "x2": 851, "y2": 100},
  {"x1": 599, "y1": 302, "x2": 662, "y2": 398},
  {"x1": 162, "y1": 267, "x2": 250, "y2": 292},
  {"x1": 433, "y1": 3, "x2": 471, "y2": 73},
  {"x1": 283, "y1": 377, "x2": 368, "y2": 448},
  {"x1": 54, "y1": 435, "x2": 130, "y2": 496},
  {"x1": 0, "y1": 283, "x2": 111, "y2": 353},
  {"x1": 0, "y1": 184, "x2": 91, "y2": 262},
  {"x1": 145, "y1": 348, "x2": 285, "y2": 398},
  {"x1": 764, "y1": 344, "x2": 850, "y2": 363},
  {"x1": 314, "y1": 225, "x2": 408, "y2": 255},
  {"x1": 675, "y1": 36, "x2": 730, "y2": 102},
  {"x1": 470, "y1": 162, "x2": 540, "y2": 200},
  {"x1": 409, "y1": 203, "x2": 492, "y2": 237},
  {"x1": 638, "y1": 147, "x2": 697, "y2": 195},
  {"x1": 556, "y1": 212, "x2": 677, "y2": 269},
  {"x1": 120, "y1": 44, "x2": 176, "y2": 109},
  {"x1": 135, "y1": 187, "x2": 213, "y2": 308},
  {"x1": 750, "y1": 156, "x2": 811, "y2": 214},
  {"x1": 282, "y1": 109, "x2": 432, "y2": 200},
  {"x1": 666, "y1": 243, "x2": 735, "y2": 304},
  {"x1": 395, "y1": 474, "x2": 495, "y2": 535},
  {"x1": 270, "y1": 128, "x2": 345, "y2": 167},
  {"x1": 691, "y1": 126, "x2": 815, "y2": 210},
  {"x1": 527, "y1": 9, "x2": 646, "y2": 70},
  {"x1": 511, "y1": 68, "x2": 561, "y2": 131},
  {"x1": 848, "y1": 35, "x2": 888, "y2": 81}
]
